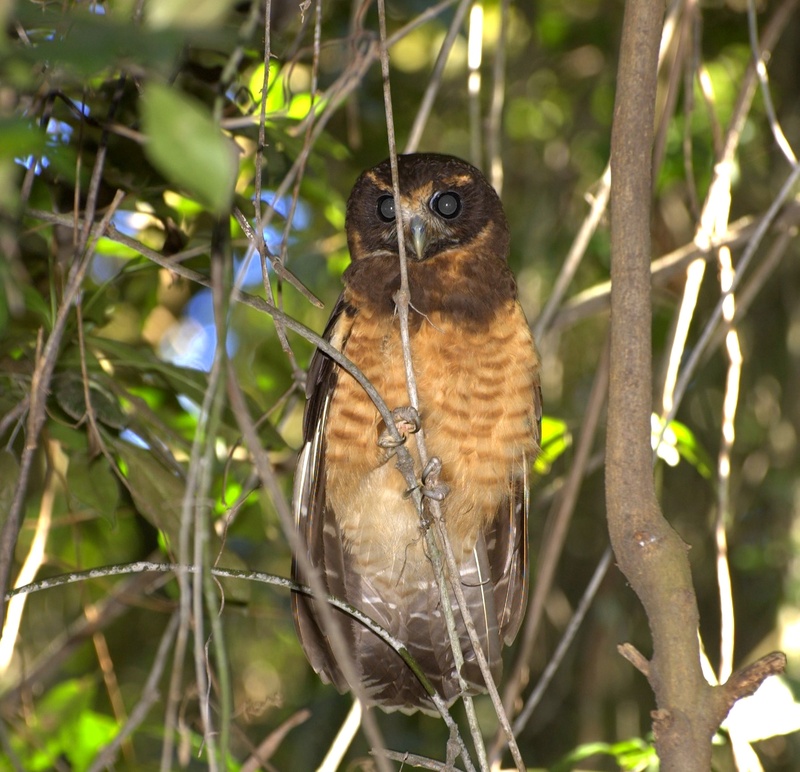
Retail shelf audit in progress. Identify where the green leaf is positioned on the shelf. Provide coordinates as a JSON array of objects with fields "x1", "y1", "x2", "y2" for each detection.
[
  {"x1": 14, "y1": 6, "x2": 184, "y2": 80},
  {"x1": 248, "y1": 61, "x2": 284, "y2": 113},
  {"x1": 287, "y1": 92, "x2": 328, "y2": 121},
  {"x1": 669, "y1": 418, "x2": 713, "y2": 478},
  {"x1": 68, "y1": 711, "x2": 118, "y2": 771},
  {"x1": 113, "y1": 439, "x2": 185, "y2": 548},
  {"x1": 651, "y1": 414, "x2": 712, "y2": 478},
  {"x1": 13, "y1": 678, "x2": 117, "y2": 772},
  {"x1": 146, "y1": 0, "x2": 238, "y2": 29},
  {"x1": 554, "y1": 737, "x2": 657, "y2": 772},
  {"x1": 67, "y1": 451, "x2": 120, "y2": 525},
  {"x1": 0, "y1": 118, "x2": 46, "y2": 159},
  {"x1": 141, "y1": 83, "x2": 237, "y2": 214},
  {"x1": 53, "y1": 373, "x2": 127, "y2": 429},
  {"x1": 0, "y1": 451, "x2": 20, "y2": 531},
  {"x1": 535, "y1": 415, "x2": 571, "y2": 474},
  {"x1": 112, "y1": 439, "x2": 251, "y2": 603},
  {"x1": 85, "y1": 337, "x2": 286, "y2": 450}
]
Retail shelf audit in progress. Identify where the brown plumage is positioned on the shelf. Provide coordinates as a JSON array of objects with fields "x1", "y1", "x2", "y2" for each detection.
[{"x1": 292, "y1": 153, "x2": 541, "y2": 712}]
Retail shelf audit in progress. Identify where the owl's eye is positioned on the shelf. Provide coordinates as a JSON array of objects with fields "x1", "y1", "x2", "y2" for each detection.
[
  {"x1": 377, "y1": 195, "x2": 396, "y2": 222},
  {"x1": 431, "y1": 192, "x2": 461, "y2": 219}
]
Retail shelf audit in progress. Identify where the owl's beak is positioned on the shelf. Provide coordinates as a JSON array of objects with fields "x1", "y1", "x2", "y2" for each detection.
[{"x1": 408, "y1": 215, "x2": 428, "y2": 259}]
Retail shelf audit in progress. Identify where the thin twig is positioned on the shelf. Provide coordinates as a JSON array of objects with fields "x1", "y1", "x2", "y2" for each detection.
[
  {"x1": 0, "y1": 444, "x2": 56, "y2": 672},
  {"x1": 315, "y1": 700, "x2": 361, "y2": 772},
  {"x1": 512, "y1": 548, "x2": 615, "y2": 737},
  {"x1": 715, "y1": 244, "x2": 740, "y2": 686},
  {"x1": 747, "y1": 0, "x2": 797, "y2": 165},
  {"x1": 550, "y1": 205, "x2": 800, "y2": 332},
  {"x1": 377, "y1": 2, "x2": 499, "y2": 768},
  {"x1": 376, "y1": 749, "x2": 466, "y2": 771},
  {"x1": 0, "y1": 569, "x2": 171, "y2": 711},
  {"x1": 88, "y1": 613, "x2": 181, "y2": 772},
  {"x1": 0, "y1": 189, "x2": 125, "y2": 626},
  {"x1": 536, "y1": 6, "x2": 681, "y2": 341},
  {"x1": 490, "y1": 339, "x2": 610, "y2": 764},
  {"x1": 486, "y1": 0, "x2": 509, "y2": 194},
  {"x1": 467, "y1": 2, "x2": 483, "y2": 167},
  {"x1": 387, "y1": 0, "x2": 458, "y2": 47},
  {"x1": 404, "y1": 0, "x2": 472, "y2": 153},
  {"x1": 233, "y1": 208, "x2": 323, "y2": 308},
  {"x1": 240, "y1": 710, "x2": 311, "y2": 772},
  {"x1": 664, "y1": 159, "x2": 800, "y2": 430},
  {"x1": 6, "y1": 558, "x2": 477, "y2": 771},
  {"x1": 651, "y1": 1, "x2": 688, "y2": 179},
  {"x1": 226, "y1": 362, "x2": 395, "y2": 772},
  {"x1": 534, "y1": 164, "x2": 610, "y2": 340}
]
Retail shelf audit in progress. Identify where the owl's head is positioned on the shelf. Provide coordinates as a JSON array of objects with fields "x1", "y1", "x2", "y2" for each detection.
[{"x1": 345, "y1": 153, "x2": 509, "y2": 263}]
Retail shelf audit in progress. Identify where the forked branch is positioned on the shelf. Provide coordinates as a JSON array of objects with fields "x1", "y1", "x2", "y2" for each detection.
[{"x1": 606, "y1": 1, "x2": 784, "y2": 769}]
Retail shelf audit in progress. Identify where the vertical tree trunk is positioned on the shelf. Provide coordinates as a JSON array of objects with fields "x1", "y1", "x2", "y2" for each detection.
[{"x1": 607, "y1": 1, "x2": 718, "y2": 768}]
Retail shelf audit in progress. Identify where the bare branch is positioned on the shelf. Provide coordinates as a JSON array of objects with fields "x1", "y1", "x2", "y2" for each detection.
[
  {"x1": 490, "y1": 338, "x2": 610, "y2": 765},
  {"x1": 0, "y1": 189, "x2": 125, "y2": 626},
  {"x1": 608, "y1": 1, "x2": 718, "y2": 768}
]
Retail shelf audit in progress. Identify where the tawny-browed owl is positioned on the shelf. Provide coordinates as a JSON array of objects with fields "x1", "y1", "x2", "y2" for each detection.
[{"x1": 292, "y1": 153, "x2": 541, "y2": 712}]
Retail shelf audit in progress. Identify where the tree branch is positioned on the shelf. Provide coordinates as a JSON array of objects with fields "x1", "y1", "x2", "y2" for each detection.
[{"x1": 607, "y1": 1, "x2": 717, "y2": 769}]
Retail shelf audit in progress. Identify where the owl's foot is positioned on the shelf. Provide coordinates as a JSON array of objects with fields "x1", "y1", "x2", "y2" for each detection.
[
  {"x1": 420, "y1": 456, "x2": 449, "y2": 501},
  {"x1": 403, "y1": 456, "x2": 450, "y2": 501},
  {"x1": 377, "y1": 406, "x2": 421, "y2": 455}
]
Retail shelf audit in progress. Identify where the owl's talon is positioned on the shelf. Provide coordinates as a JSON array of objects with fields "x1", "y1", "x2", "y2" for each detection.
[
  {"x1": 377, "y1": 406, "x2": 421, "y2": 452},
  {"x1": 421, "y1": 456, "x2": 442, "y2": 483},
  {"x1": 377, "y1": 432, "x2": 407, "y2": 450},
  {"x1": 421, "y1": 456, "x2": 449, "y2": 501},
  {"x1": 402, "y1": 482, "x2": 421, "y2": 499},
  {"x1": 391, "y1": 406, "x2": 421, "y2": 435},
  {"x1": 422, "y1": 482, "x2": 450, "y2": 501}
]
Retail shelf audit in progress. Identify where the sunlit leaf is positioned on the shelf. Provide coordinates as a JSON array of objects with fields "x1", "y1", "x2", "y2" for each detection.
[
  {"x1": 287, "y1": 92, "x2": 328, "y2": 120},
  {"x1": 14, "y1": 678, "x2": 117, "y2": 771},
  {"x1": 668, "y1": 418, "x2": 713, "y2": 478},
  {"x1": 141, "y1": 83, "x2": 238, "y2": 214},
  {"x1": 554, "y1": 736, "x2": 657, "y2": 772},
  {"x1": 248, "y1": 61, "x2": 284, "y2": 113},
  {"x1": 651, "y1": 413, "x2": 712, "y2": 478},
  {"x1": 93, "y1": 236, "x2": 142, "y2": 259},
  {"x1": 67, "y1": 711, "x2": 119, "y2": 771},
  {"x1": 534, "y1": 415, "x2": 571, "y2": 474}
]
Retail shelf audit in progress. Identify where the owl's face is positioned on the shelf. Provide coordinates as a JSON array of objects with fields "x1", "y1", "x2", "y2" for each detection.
[{"x1": 345, "y1": 153, "x2": 509, "y2": 263}]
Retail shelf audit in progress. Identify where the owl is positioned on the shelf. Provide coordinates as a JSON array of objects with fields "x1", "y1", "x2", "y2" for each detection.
[{"x1": 292, "y1": 153, "x2": 541, "y2": 712}]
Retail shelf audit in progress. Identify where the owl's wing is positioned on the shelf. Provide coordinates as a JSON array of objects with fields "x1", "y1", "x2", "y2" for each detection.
[
  {"x1": 487, "y1": 381, "x2": 542, "y2": 644},
  {"x1": 291, "y1": 295, "x2": 355, "y2": 693},
  {"x1": 292, "y1": 297, "x2": 443, "y2": 712}
]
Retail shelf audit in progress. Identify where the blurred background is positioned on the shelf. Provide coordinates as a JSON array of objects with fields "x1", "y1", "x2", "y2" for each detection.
[{"x1": 2, "y1": 0, "x2": 800, "y2": 769}]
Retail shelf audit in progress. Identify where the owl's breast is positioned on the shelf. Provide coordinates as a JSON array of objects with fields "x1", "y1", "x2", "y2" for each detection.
[
  {"x1": 413, "y1": 301, "x2": 539, "y2": 541},
  {"x1": 324, "y1": 297, "x2": 538, "y2": 566}
]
